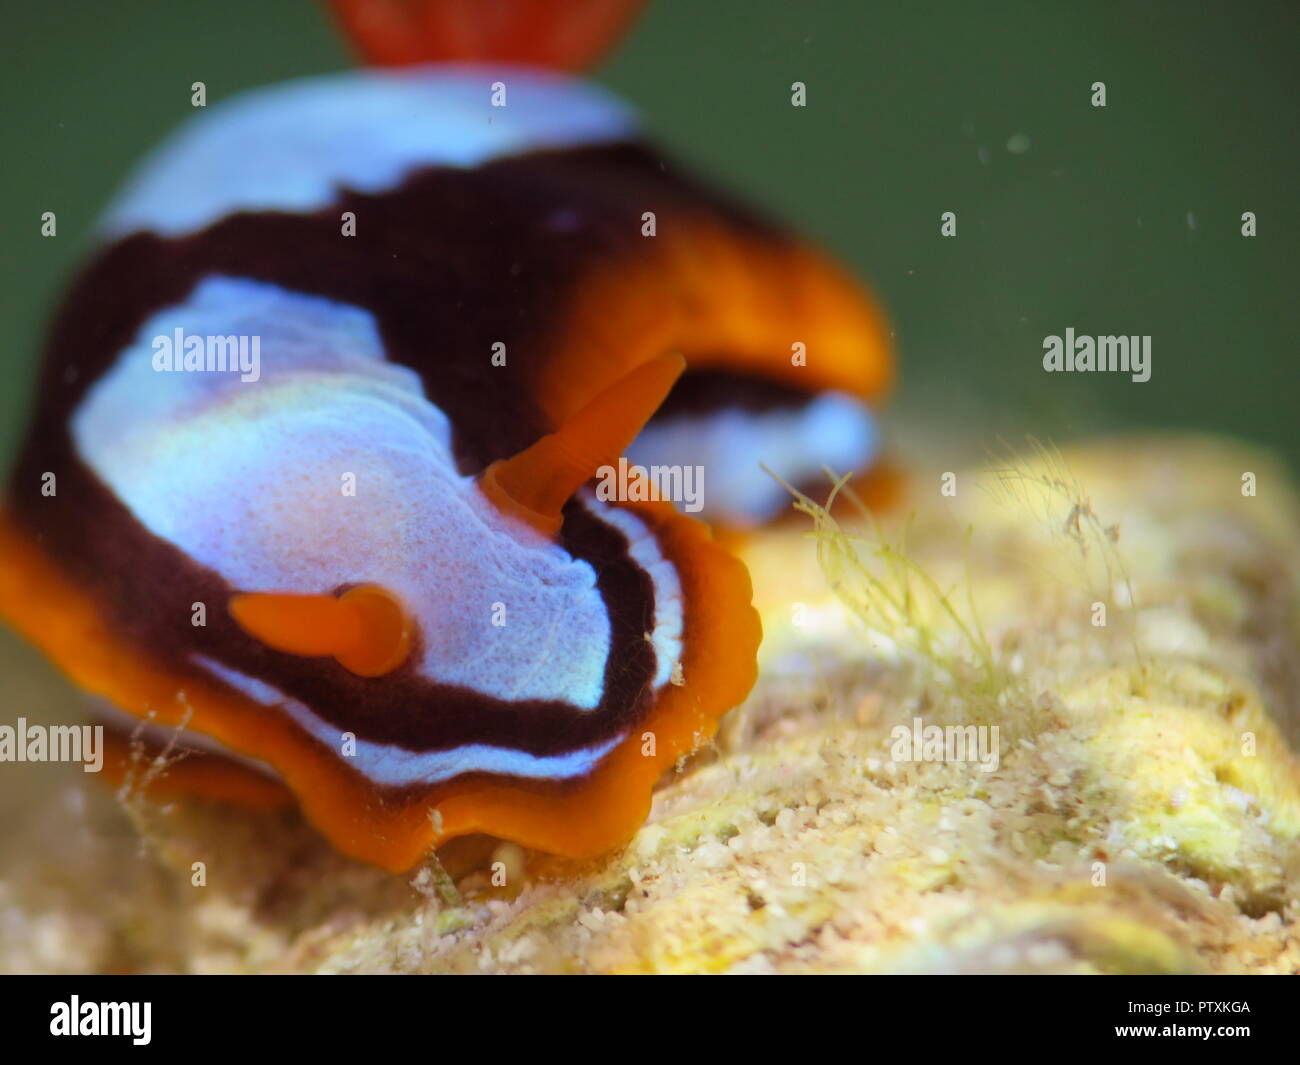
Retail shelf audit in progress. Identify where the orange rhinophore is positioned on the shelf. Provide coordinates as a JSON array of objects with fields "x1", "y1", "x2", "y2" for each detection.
[
  {"x1": 229, "y1": 585, "x2": 412, "y2": 678},
  {"x1": 480, "y1": 353, "x2": 685, "y2": 535}
]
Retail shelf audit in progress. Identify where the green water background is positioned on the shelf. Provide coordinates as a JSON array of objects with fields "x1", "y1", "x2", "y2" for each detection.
[{"x1": 1, "y1": 0, "x2": 1295, "y2": 471}]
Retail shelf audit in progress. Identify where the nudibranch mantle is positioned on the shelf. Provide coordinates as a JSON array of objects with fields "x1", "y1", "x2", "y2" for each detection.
[
  {"x1": 72, "y1": 274, "x2": 688, "y2": 715},
  {"x1": 0, "y1": 61, "x2": 892, "y2": 871}
]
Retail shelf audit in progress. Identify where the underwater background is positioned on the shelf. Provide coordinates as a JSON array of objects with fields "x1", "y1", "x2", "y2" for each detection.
[
  {"x1": 1, "y1": 0, "x2": 1295, "y2": 475},
  {"x1": 0, "y1": 0, "x2": 1298, "y2": 977}
]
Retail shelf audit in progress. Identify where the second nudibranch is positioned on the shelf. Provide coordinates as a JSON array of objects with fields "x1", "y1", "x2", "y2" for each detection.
[{"x1": 0, "y1": 64, "x2": 892, "y2": 871}]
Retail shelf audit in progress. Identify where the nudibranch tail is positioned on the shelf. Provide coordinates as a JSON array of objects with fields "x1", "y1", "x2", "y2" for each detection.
[{"x1": 480, "y1": 352, "x2": 685, "y2": 536}]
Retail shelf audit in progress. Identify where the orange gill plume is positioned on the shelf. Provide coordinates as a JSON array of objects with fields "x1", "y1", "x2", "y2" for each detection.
[{"x1": 327, "y1": 0, "x2": 648, "y2": 71}]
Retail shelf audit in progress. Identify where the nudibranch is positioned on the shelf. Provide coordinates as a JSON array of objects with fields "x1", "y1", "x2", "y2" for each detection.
[{"x1": 0, "y1": 1, "x2": 892, "y2": 871}]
